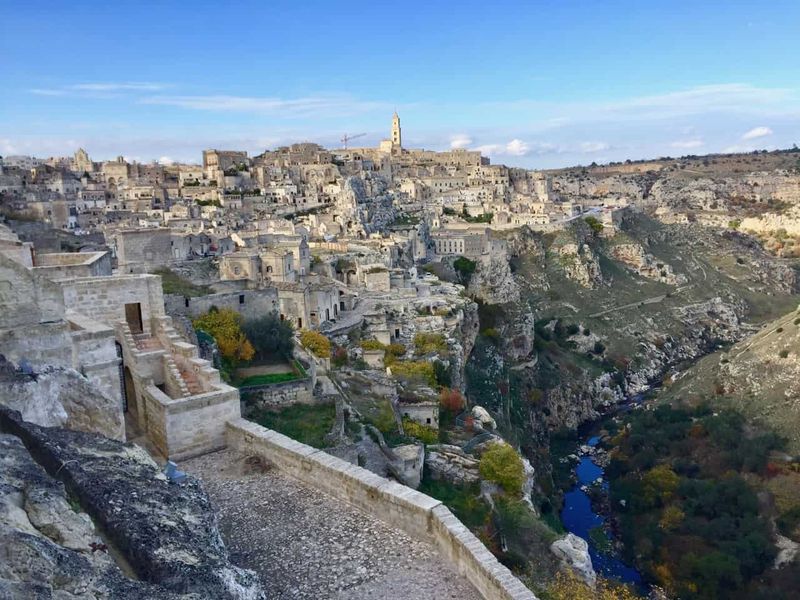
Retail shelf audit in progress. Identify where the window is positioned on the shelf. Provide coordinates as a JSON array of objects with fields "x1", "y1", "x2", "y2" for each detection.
[
  {"x1": 426, "y1": 418, "x2": 431, "y2": 424},
  {"x1": 239, "y1": 294, "x2": 245, "y2": 305}
]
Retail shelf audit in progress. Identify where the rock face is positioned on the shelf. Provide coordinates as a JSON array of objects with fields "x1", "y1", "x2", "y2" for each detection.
[
  {"x1": 0, "y1": 407, "x2": 264, "y2": 599},
  {"x1": 556, "y1": 242, "x2": 604, "y2": 288},
  {"x1": 0, "y1": 432, "x2": 177, "y2": 599},
  {"x1": 0, "y1": 354, "x2": 123, "y2": 440},
  {"x1": 606, "y1": 241, "x2": 686, "y2": 285},
  {"x1": 425, "y1": 444, "x2": 480, "y2": 486},
  {"x1": 550, "y1": 533, "x2": 596, "y2": 587}
]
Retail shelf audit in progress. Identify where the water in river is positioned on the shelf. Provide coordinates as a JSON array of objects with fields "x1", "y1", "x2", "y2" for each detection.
[{"x1": 560, "y1": 436, "x2": 644, "y2": 586}]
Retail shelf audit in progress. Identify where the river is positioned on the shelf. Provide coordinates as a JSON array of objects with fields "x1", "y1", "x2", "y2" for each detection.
[{"x1": 560, "y1": 434, "x2": 644, "y2": 586}]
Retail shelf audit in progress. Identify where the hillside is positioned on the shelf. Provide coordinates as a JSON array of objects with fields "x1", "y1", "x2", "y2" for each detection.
[{"x1": 663, "y1": 305, "x2": 800, "y2": 452}]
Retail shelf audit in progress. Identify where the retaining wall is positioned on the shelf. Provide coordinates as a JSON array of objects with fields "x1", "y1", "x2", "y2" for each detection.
[{"x1": 226, "y1": 418, "x2": 537, "y2": 600}]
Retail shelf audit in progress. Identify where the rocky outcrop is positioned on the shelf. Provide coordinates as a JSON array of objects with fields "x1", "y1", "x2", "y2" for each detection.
[
  {"x1": 606, "y1": 241, "x2": 686, "y2": 285},
  {"x1": 550, "y1": 533, "x2": 596, "y2": 587},
  {"x1": 0, "y1": 407, "x2": 264, "y2": 599},
  {"x1": 468, "y1": 251, "x2": 520, "y2": 304},
  {"x1": 556, "y1": 243, "x2": 604, "y2": 288},
  {"x1": 0, "y1": 432, "x2": 184, "y2": 599},
  {"x1": 425, "y1": 444, "x2": 480, "y2": 486},
  {"x1": 0, "y1": 355, "x2": 123, "y2": 440},
  {"x1": 625, "y1": 297, "x2": 748, "y2": 394}
]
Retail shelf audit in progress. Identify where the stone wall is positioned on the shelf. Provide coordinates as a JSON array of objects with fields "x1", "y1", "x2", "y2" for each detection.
[
  {"x1": 32, "y1": 251, "x2": 112, "y2": 279},
  {"x1": 164, "y1": 288, "x2": 280, "y2": 321},
  {"x1": 143, "y1": 383, "x2": 240, "y2": 460},
  {"x1": 61, "y1": 274, "x2": 166, "y2": 329},
  {"x1": 226, "y1": 419, "x2": 537, "y2": 600},
  {"x1": 241, "y1": 378, "x2": 314, "y2": 408}
]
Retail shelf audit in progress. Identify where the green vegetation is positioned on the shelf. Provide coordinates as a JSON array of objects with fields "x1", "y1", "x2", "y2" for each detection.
[
  {"x1": 194, "y1": 308, "x2": 255, "y2": 364},
  {"x1": 413, "y1": 332, "x2": 449, "y2": 355},
  {"x1": 359, "y1": 338, "x2": 386, "y2": 351},
  {"x1": 299, "y1": 329, "x2": 331, "y2": 358},
  {"x1": 604, "y1": 404, "x2": 791, "y2": 598},
  {"x1": 389, "y1": 360, "x2": 436, "y2": 386},
  {"x1": 453, "y1": 256, "x2": 477, "y2": 285},
  {"x1": 479, "y1": 443, "x2": 526, "y2": 495},
  {"x1": 153, "y1": 267, "x2": 213, "y2": 297},
  {"x1": 419, "y1": 478, "x2": 489, "y2": 528},
  {"x1": 243, "y1": 312, "x2": 293, "y2": 361},
  {"x1": 253, "y1": 402, "x2": 335, "y2": 448},
  {"x1": 463, "y1": 212, "x2": 494, "y2": 224},
  {"x1": 584, "y1": 215, "x2": 604, "y2": 234},
  {"x1": 238, "y1": 372, "x2": 301, "y2": 387},
  {"x1": 402, "y1": 418, "x2": 438, "y2": 444}
]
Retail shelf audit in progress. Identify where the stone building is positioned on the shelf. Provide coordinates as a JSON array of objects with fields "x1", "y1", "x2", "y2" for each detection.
[
  {"x1": 113, "y1": 228, "x2": 173, "y2": 272},
  {"x1": 0, "y1": 224, "x2": 239, "y2": 460}
]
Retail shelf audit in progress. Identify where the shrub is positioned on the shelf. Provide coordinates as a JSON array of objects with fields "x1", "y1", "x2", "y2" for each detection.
[
  {"x1": 479, "y1": 443, "x2": 525, "y2": 495},
  {"x1": 383, "y1": 342, "x2": 407, "y2": 365},
  {"x1": 331, "y1": 346, "x2": 348, "y2": 367},
  {"x1": 779, "y1": 349, "x2": 790, "y2": 358},
  {"x1": 299, "y1": 329, "x2": 331, "y2": 358},
  {"x1": 414, "y1": 332, "x2": 449, "y2": 355},
  {"x1": 433, "y1": 360, "x2": 452, "y2": 387},
  {"x1": 402, "y1": 418, "x2": 438, "y2": 444},
  {"x1": 194, "y1": 308, "x2": 254, "y2": 363},
  {"x1": 390, "y1": 360, "x2": 436, "y2": 386},
  {"x1": 439, "y1": 388, "x2": 465, "y2": 412},
  {"x1": 481, "y1": 327, "x2": 500, "y2": 343},
  {"x1": 243, "y1": 312, "x2": 294, "y2": 361},
  {"x1": 584, "y1": 215, "x2": 604, "y2": 234},
  {"x1": 453, "y1": 256, "x2": 477, "y2": 284},
  {"x1": 360, "y1": 338, "x2": 386, "y2": 351}
]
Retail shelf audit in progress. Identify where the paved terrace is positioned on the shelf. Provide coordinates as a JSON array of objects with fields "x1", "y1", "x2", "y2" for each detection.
[{"x1": 183, "y1": 449, "x2": 481, "y2": 600}]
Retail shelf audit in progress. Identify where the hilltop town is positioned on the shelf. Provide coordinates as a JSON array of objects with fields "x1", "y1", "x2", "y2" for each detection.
[{"x1": 2, "y1": 114, "x2": 800, "y2": 599}]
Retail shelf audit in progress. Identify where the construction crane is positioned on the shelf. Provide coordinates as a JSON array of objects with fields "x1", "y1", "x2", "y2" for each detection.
[{"x1": 341, "y1": 132, "x2": 366, "y2": 149}]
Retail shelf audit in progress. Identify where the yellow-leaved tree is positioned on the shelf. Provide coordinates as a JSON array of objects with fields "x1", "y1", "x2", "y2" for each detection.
[
  {"x1": 194, "y1": 308, "x2": 255, "y2": 364},
  {"x1": 479, "y1": 442, "x2": 525, "y2": 495}
]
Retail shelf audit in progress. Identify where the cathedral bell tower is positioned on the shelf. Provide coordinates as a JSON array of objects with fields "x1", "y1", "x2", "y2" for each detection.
[{"x1": 391, "y1": 112, "x2": 402, "y2": 149}]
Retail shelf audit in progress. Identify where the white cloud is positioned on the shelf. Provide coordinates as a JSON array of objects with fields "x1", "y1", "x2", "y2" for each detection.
[
  {"x1": 506, "y1": 139, "x2": 530, "y2": 156},
  {"x1": 140, "y1": 94, "x2": 389, "y2": 117},
  {"x1": 157, "y1": 156, "x2": 175, "y2": 165},
  {"x1": 72, "y1": 82, "x2": 165, "y2": 92},
  {"x1": 474, "y1": 140, "x2": 528, "y2": 156},
  {"x1": 671, "y1": 139, "x2": 704, "y2": 149},
  {"x1": 450, "y1": 134, "x2": 472, "y2": 149},
  {"x1": 741, "y1": 126, "x2": 773, "y2": 140},
  {"x1": 579, "y1": 141, "x2": 610, "y2": 153},
  {"x1": 29, "y1": 82, "x2": 168, "y2": 97}
]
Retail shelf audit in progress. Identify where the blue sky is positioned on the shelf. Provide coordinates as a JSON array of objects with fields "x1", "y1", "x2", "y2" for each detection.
[{"x1": 1, "y1": 0, "x2": 799, "y2": 168}]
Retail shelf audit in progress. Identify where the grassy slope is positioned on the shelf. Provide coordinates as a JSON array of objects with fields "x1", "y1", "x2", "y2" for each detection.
[{"x1": 662, "y1": 306, "x2": 800, "y2": 452}]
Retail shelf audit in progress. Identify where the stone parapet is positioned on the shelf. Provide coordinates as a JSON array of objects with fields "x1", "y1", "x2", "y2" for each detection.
[{"x1": 225, "y1": 418, "x2": 537, "y2": 600}]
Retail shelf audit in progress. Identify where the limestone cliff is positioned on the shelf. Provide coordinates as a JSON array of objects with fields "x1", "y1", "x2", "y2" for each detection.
[
  {"x1": 0, "y1": 407, "x2": 264, "y2": 599},
  {"x1": 0, "y1": 355, "x2": 124, "y2": 440}
]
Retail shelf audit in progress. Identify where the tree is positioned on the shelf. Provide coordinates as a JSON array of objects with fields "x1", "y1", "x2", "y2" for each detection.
[
  {"x1": 453, "y1": 256, "x2": 477, "y2": 285},
  {"x1": 439, "y1": 388, "x2": 465, "y2": 412},
  {"x1": 299, "y1": 329, "x2": 331, "y2": 358},
  {"x1": 194, "y1": 308, "x2": 254, "y2": 364},
  {"x1": 584, "y1": 215, "x2": 604, "y2": 234},
  {"x1": 641, "y1": 464, "x2": 680, "y2": 507},
  {"x1": 479, "y1": 443, "x2": 525, "y2": 495},
  {"x1": 243, "y1": 312, "x2": 294, "y2": 360}
]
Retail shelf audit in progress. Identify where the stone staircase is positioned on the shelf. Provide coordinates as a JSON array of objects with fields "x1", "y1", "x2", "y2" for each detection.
[
  {"x1": 133, "y1": 332, "x2": 163, "y2": 352},
  {"x1": 178, "y1": 365, "x2": 204, "y2": 395}
]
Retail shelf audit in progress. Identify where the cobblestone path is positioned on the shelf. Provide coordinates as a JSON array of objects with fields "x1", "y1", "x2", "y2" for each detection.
[{"x1": 183, "y1": 449, "x2": 481, "y2": 600}]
